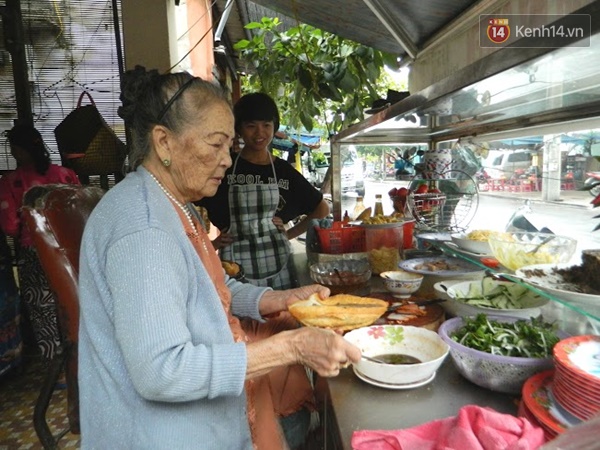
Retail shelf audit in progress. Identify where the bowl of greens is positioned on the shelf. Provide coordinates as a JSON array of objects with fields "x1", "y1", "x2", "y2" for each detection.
[
  {"x1": 438, "y1": 314, "x2": 563, "y2": 394},
  {"x1": 444, "y1": 278, "x2": 549, "y2": 319}
]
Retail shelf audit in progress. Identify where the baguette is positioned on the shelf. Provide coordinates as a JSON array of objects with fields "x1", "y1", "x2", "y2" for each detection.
[{"x1": 289, "y1": 293, "x2": 388, "y2": 330}]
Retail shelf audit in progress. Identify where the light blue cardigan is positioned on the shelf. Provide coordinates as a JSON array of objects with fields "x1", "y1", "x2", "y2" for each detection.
[{"x1": 78, "y1": 167, "x2": 271, "y2": 449}]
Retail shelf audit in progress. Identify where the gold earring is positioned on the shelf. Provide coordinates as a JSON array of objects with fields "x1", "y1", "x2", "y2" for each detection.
[{"x1": 162, "y1": 159, "x2": 171, "y2": 167}]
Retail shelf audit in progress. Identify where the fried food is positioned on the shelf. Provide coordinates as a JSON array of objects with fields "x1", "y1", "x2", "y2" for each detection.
[
  {"x1": 414, "y1": 259, "x2": 458, "y2": 272},
  {"x1": 466, "y1": 229, "x2": 495, "y2": 242},
  {"x1": 288, "y1": 293, "x2": 388, "y2": 331},
  {"x1": 368, "y1": 246, "x2": 400, "y2": 274},
  {"x1": 222, "y1": 261, "x2": 240, "y2": 277}
]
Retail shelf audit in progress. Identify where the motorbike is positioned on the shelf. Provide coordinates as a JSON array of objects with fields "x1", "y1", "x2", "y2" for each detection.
[
  {"x1": 474, "y1": 167, "x2": 490, "y2": 185},
  {"x1": 584, "y1": 171, "x2": 600, "y2": 197},
  {"x1": 505, "y1": 199, "x2": 554, "y2": 234}
]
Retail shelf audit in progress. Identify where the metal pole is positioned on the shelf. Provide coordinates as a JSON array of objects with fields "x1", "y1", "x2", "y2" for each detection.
[
  {"x1": 2, "y1": 0, "x2": 33, "y2": 126},
  {"x1": 111, "y1": 0, "x2": 124, "y2": 77}
]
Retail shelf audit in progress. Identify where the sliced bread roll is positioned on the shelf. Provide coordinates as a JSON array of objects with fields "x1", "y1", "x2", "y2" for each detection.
[{"x1": 289, "y1": 293, "x2": 388, "y2": 330}]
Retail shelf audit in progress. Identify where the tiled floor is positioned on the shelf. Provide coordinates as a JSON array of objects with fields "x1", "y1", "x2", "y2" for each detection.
[
  {"x1": 0, "y1": 354, "x2": 326, "y2": 450},
  {"x1": 0, "y1": 354, "x2": 80, "y2": 449}
]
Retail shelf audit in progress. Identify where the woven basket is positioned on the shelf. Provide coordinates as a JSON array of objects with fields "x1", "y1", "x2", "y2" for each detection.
[{"x1": 55, "y1": 91, "x2": 127, "y2": 176}]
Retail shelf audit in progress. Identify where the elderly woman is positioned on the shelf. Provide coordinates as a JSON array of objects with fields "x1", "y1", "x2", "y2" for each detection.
[{"x1": 77, "y1": 66, "x2": 360, "y2": 450}]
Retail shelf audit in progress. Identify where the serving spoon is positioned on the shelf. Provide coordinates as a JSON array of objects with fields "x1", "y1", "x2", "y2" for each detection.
[
  {"x1": 362, "y1": 354, "x2": 387, "y2": 364},
  {"x1": 334, "y1": 268, "x2": 346, "y2": 283},
  {"x1": 526, "y1": 235, "x2": 556, "y2": 254}
]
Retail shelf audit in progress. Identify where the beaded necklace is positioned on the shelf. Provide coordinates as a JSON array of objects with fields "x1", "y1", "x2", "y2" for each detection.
[
  {"x1": 148, "y1": 172, "x2": 214, "y2": 260},
  {"x1": 148, "y1": 172, "x2": 198, "y2": 236}
]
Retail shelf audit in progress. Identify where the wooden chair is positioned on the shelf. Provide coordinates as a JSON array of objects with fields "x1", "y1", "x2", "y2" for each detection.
[{"x1": 21, "y1": 184, "x2": 104, "y2": 449}]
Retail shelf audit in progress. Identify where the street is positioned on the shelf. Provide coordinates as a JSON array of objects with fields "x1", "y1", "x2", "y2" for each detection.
[{"x1": 339, "y1": 179, "x2": 600, "y2": 257}]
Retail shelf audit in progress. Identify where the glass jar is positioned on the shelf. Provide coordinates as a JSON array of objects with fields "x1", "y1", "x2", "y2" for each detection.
[
  {"x1": 373, "y1": 194, "x2": 384, "y2": 216},
  {"x1": 352, "y1": 196, "x2": 366, "y2": 220}
]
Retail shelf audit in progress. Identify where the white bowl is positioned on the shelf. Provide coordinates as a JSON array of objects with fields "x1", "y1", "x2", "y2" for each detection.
[
  {"x1": 445, "y1": 279, "x2": 549, "y2": 319},
  {"x1": 433, "y1": 280, "x2": 462, "y2": 300},
  {"x1": 450, "y1": 233, "x2": 492, "y2": 255},
  {"x1": 380, "y1": 270, "x2": 424, "y2": 298},
  {"x1": 344, "y1": 325, "x2": 449, "y2": 385}
]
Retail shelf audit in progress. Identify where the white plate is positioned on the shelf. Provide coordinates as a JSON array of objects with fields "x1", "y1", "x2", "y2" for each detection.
[
  {"x1": 352, "y1": 366, "x2": 436, "y2": 390},
  {"x1": 450, "y1": 233, "x2": 492, "y2": 255},
  {"x1": 444, "y1": 241, "x2": 494, "y2": 258},
  {"x1": 515, "y1": 263, "x2": 600, "y2": 314},
  {"x1": 415, "y1": 232, "x2": 452, "y2": 243},
  {"x1": 399, "y1": 256, "x2": 483, "y2": 277}
]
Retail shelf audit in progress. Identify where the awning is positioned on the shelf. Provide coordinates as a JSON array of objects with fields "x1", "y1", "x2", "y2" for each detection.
[
  {"x1": 499, "y1": 133, "x2": 600, "y2": 147},
  {"x1": 230, "y1": 0, "x2": 480, "y2": 64},
  {"x1": 272, "y1": 128, "x2": 322, "y2": 152}
]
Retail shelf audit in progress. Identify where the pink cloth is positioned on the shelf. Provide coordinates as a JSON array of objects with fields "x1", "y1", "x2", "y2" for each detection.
[
  {"x1": 351, "y1": 405, "x2": 545, "y2": 450},
  {"x1": 0, "y1": 164, "x2": 79, "y2": 247}
]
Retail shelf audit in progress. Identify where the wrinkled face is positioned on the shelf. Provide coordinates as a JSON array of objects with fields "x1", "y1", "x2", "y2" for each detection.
[
  {"x1": 238, "y1": 120, "x2": 275, "y2": 152},
  {"x1": 169, "y1": 101, "x2": 235, "y2": 201}
]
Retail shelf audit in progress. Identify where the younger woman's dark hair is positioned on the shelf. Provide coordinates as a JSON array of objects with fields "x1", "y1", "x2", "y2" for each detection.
[
  {"x1": 233, "y1": 93, "x2": 280, "y2": 134},
  {"x1": 118, "y1": 65, "x2": 231, "y2": 170},
  {"x1": 7, "y1": 124, "x2": 51, "y2": 174}
]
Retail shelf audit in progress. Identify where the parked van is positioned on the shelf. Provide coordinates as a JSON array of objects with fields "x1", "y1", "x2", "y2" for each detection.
[{"x1": 483, "y1": 149, "x2": 535, "y2": 179}]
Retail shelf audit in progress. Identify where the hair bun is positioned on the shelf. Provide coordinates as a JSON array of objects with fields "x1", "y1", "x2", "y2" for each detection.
[{"x1": 118, "y1": 65, "x2": 161, "y2": 123}]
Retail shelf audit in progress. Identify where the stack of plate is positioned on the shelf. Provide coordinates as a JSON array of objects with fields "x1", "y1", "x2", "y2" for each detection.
[
  {"x1": 552, "y1": 335, "x2": 600, "y2": 421},
  {"x1": 519, "y1": 370, "x2": 566, "y2": 442},
  {"x1": 519, "y1": 336, "x2": 600, "y2": 442}
]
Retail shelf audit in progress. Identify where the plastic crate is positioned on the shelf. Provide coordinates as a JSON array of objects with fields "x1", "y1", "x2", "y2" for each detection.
[{"x1": 316, "y1": 221, "x2": 365, "y2": 254}]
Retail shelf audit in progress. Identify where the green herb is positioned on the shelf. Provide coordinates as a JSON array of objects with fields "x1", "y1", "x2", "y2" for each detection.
[{"x1": 451, "y1": 314, "x2": 560, "y2": 358}]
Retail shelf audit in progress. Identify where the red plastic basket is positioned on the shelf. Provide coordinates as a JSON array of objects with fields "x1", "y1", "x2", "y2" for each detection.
[{"x1": 316, "y1": 222, "x2": 365, "y2": 254}]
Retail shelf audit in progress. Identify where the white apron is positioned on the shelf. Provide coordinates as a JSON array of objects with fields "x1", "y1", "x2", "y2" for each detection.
[{"x1": 221, "y1": 154, "x2": 293, "y2": 289}]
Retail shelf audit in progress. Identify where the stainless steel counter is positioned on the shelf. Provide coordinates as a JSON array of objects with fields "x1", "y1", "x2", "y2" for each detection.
[
  {"x1": 324, "y1": 360, "x2": 517, "y2": 449},
  {"x1": 290, "y1": 243, "x2": 519, "y2": 449}
]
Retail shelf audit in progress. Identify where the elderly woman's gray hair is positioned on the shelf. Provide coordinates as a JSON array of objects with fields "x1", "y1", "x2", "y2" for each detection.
[{"x1": 118, "y1": 66, "x2": 231, "y2": 169}]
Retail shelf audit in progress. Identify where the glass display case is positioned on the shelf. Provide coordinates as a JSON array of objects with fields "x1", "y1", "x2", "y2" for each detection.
[
  {"x1": 314, "y1": 8, "x2": 600, "y2": 449},
  {"x1": 326, "y1": 16, "x2": 600, "y2": 331}
]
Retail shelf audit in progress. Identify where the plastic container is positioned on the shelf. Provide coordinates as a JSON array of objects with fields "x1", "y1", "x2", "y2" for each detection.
[
  {"x1": 363, "y1": 221, "x2": 405, "y2": 274},
  {"x1": 403, "y1": 220, "x2": 416, "y2": 249},
  {"x1": 316, "y1": 221, "x2": 366, "y2": 254}
]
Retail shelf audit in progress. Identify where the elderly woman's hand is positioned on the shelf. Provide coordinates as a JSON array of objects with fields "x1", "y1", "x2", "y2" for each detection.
[
  {"x1": 257, "y1": 284, "x2": 330, "y2": 318},
  {"x1": 211, "y1": 229, "x2": 234, "y2": 251},
  {"x1": 283, "y1": 284, "x2": 330, "y2": 310},
  {"x1": 290, "y1": 327, "x2": 362, "y2": 378}
]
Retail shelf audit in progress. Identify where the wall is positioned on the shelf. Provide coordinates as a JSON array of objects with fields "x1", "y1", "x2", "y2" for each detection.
[
  {"x1": 121, "y1": 0, "x2": 217, "y2": 79},
  {"x1": 121, "y1": 0, "x2": 178, "y2": 72}
]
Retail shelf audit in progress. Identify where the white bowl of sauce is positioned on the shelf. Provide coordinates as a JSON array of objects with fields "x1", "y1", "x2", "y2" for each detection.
[{"x1": 344, "y1": 325, "x2": 449, "y2": 386}]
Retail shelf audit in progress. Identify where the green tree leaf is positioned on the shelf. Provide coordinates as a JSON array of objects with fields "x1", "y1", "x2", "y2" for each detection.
[{"x1": 235, "y1": 18, "x2": 401, "y2": 133}]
